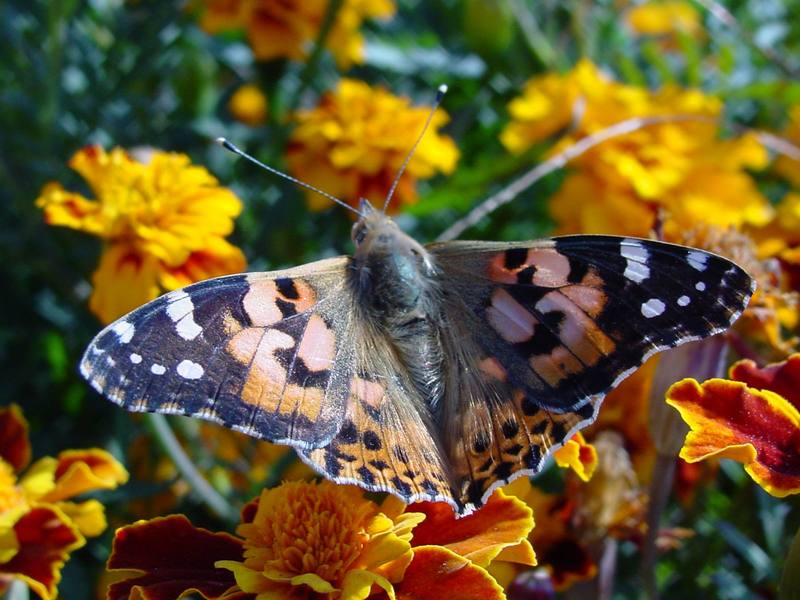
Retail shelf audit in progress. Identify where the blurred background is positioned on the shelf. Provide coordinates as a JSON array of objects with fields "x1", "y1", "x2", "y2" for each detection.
[{"x1": 2, "y1": 0, "x2": 800, "y2": 598}]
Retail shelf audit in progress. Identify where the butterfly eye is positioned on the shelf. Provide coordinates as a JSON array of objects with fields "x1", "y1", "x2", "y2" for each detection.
[{"x1": 352, "y1": 222, "x2": 369, "y2": 246}]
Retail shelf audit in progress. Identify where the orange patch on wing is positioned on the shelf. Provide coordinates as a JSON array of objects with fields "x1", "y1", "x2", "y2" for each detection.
[
  {"x1": 530, "y1": 347, "x2": 583, "y2": 387},
  {"x1": 243, "y1": 277, "x2": 316, "y2": 326},
  {"x1": 729, "y1": 354, "x2": 800, "y2": 409},
  {"x1": 559, "y1": 284, "x2": 607, "y2": 318},
  {"x1": 667, "y1": 378, "x2": 800, "y2": 497},
  {"x1": 278, "y1": 384, "x2": 324, "y2": 422},
  {"x1": 535, "y1": 291, "x2": 615, "y2": 364},
  {"x1": 553, "y1": 432, "x2": 598, "y2": 482},
  {"x1": 228, "y1": 328, "x2": 294, "y2": 410},
  {"x1": 350, "y1": 377, "x2": 387, "y2": 409},
  {"x1": 296, "y1": 314, "x2": 336, "y2": 372},
  {"x1": 409, "y1": 489, "x2": 536, "y2": 567},
  {"x1": 527, "y1": 250, "x2": 571, "y2": 287},
  {"x1": 478, "y1": 357, "x2": 508, "y2": 382}
]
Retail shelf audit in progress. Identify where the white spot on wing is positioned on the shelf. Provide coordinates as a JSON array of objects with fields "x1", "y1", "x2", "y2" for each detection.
[
  {"x1": 150, "y1": 363, "x2": 166, "y2": 375},
  {"x1": 677, "y1": 295, "x2": 690, "y2": 307},
  {"x1": 695, "y1": 281, "x2": 706, "y2": 291},
  {"x1": 111, "y1": 320, "x2": 135, "y2": 344},
  {"x1": 176, "y1": 359, "x2": 204, "y2": 380},
  {"x1": 166, "y1": 291, "x2": 203, "y2": 340},
  {"x1": 129, "y1": 353, "x2": 142, "y2": 364},
  {"x1": 641, "y1": 298, "x2": 666, "y2": 318},
  {"x1": 687, "y1": 250, "x2": 708, "y2": 271},
  {"x1": 621, "y1": 240, "x2": 651, "y2": 283}
]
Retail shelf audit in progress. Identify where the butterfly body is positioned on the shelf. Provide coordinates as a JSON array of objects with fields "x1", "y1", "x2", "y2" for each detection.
[{"x1": 81, "y1": 206, "x2": 754, "y2": 515}]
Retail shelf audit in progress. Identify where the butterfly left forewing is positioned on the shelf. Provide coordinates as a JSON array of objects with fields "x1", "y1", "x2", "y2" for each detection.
[
  {"x1": 80, "y1": 257, "x2": 356, "y2": 449},
  {"x1": 429, "y1": 236, "x2": 754, "y2": 509}
]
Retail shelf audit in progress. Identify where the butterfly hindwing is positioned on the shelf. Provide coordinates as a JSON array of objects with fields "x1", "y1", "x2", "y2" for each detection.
[
  {"x1": 430, "y1": 235, "x2": 754, "y2": 508},
  {"x1": 80, "y1": 257, "x2": 354, "y2": 449}
]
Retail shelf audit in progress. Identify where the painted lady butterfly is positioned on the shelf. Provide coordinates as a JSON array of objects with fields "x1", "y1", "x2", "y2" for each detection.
[
  {"x1": 80, "y1": 195, "x2": 753, "y2": 514},
  {"x1": 80, "y1": 89, "x2": 754, "y2": 514}
]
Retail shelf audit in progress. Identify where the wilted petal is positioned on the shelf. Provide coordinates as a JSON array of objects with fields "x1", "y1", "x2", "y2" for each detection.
[
  {"x1": 0, "y1": 404, "x2": 31, "y2": 472},
  {"x1": 0, "y1": 505, "x2": 84, "y2": 600},
  {"x1": 409, "y1": 489, "x2": 535, "y2": 568},
  {"x1": 729, "y1": 354, "x2": 800, "y2": 408},
  {"x1": 667, "y1": 378, "x2": 800, "y2": 496},
  {"x1": 107, "y1": 514, "x2": 243, "y2": 600},
  {"x1": 553, "y1": 433, "x2": 598, "y2": 481}
]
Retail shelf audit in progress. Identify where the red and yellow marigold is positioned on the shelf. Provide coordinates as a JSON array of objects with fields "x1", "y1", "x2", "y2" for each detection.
[
  {"x1": 199, "y1": 0, "x2": 395, "y2": 69},
  {"x1": 107, "y1": 480, "x2": 535, "y2": 599},
  {"x1": 0, "y1": 404, "x2": 128, "y2": 599},
  {"x1": 287, "y1": 78, "x2": 459, "y2": 213},
  {"x1": 36, "y1": 146, "x2": 246, "y2": 324},
  {"x1": 667, "y1": 354, "x2": 800, "y2": 497}
]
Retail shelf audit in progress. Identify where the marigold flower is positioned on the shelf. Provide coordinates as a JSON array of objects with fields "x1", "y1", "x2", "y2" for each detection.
[
  {"x1": 553, "y1": 432, "x2": 598, "y2": 482},
  {"x1": 287, "y1": 79, "x2": 459, "y2": 213},
  {"x1": 228, "y1": 83, "x2": 268, "y2": 126},
  {"x1": 0, "y1": 405, "x2": 128, "y2": 599},
  {"x1": 216, "y1": 480, "x2": 424, "y2": 599},
  {"x1": 501, "y1": 60, "x2": 773, "y2": 240},
  {"x1": 36, "y1": 146, "x2": 246, "y2": 324},
  {"x1": 667, "y1": 354, "x2": 800, "y2": 497},
  {"x1": 626, "y1": 1, "x2": 702, "y2": 39},
  {"x1": 199, "y1": 0, "x2": 395, "y2": 69}
]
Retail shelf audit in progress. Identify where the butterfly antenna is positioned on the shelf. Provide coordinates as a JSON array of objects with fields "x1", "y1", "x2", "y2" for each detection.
[
  {"x1": 382, "y1": 84, "x2": 448, "y2": 213},
  {"x1": 215, "y1": 137, "x2": 364, "y2": 217}
]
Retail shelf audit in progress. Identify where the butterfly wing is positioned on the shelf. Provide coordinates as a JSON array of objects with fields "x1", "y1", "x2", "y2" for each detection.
[
  {"x1": 298, "y1": 318, "x2": 456, "y2": 507},
  {"x1": 428, "y1": 235, "x2": 754, "y2": 509},
  {"x1": 80, "y1": 257, "x2": 356, "y2": 449}
]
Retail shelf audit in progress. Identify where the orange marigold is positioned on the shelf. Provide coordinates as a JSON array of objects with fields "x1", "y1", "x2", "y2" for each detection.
[
  {"x1": 626, "y1": 0, "x2": 702, "y2": 39},
  {"x1": 0, "y1": 405, "x2": 128, "y2": 599},
  {"x1": 287, "y1": 79, "x2": 459, "y2": 213},
  {"x1": 36, "y1": 146, "x2": 246, "y2": 324},
  {"x1": 501, "y1": 60, "x2": 772, "y2": 240},
  {"x1": 199, "y1": 0, "x2": 395, "y2": 69},
  {"x1": 228, "y1": 83, "x2": 268, "y2": 126}
]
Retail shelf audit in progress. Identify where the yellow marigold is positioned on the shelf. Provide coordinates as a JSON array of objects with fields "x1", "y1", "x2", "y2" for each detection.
[
  {"x1": 502, "y1": 60, "x2": 773, "y2": 238},
  {"x1": 775, "y1": 105, "x2": 800, "y2": 188},
  {"x1": 36, "y1": 146, "x2": 246, "y2": 324},
  {"x1": 626, "y1": 1, "x2": 702, "y2": 38},
  {"x1": 199, "y1": 0, "x2": 395, "y2": 69},
  {"x1": 229, "y1": 83, "x2": 268, "y2": 126},
  {"x1": 0, "y1": 405, "x2": 128, "y2": 599},
  {"x1": 287, "y1": 79, "x2": 459, "y2": 212},
  {"x1": 216, "y1": 480, "x2": 425, "y2": 599}
]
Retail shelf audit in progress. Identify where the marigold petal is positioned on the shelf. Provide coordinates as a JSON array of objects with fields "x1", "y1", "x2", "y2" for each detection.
[
  {"x1": 55, "y1": 500, "x2": 107, "y2": 538},
  {"x1": 40, "y1": 448, "x2": 128, "y2": 503},
  {"x1": 378, "y1": 546, "x2": 504, "y2": 600},
  {"x1": 90, "y1": 243, "x2": 162, "y2": 324},
  {"x1": 553, "y1": 432, "x2": 598, "y2": 481},
  {"x1": 409, "y1": 489, "x2": 535, "y2": 567},
  {"x1": 19, "y1": 458, "x2": 57, "y2": 501},
  {"x1": 108, "y1": 514, "x2": 243, "y2": 600},
  {"x1": 158, "y1": 238, "x2": 246, "y2": 291},
  {"x1": 0, "y1": 404, "x2": 31, "y2": 472},
  {"x1": 729, "y1": 354, "x2": 800, "y2": 409},
  {"x1": 0, "y1": 521, "x2": 20, "y2": 564},
  {"x1": 35, "y1": 182, "x2": 107, "y2": 236},
  {"x1": 340, "y1": 568, "x2": 395, "y2": 600},
  {"x1": 0, "y1": 505, "x2": 84, "y2": 600},
  {"x1": 667, "y1": 378, "x2": 800, "y2": 496},
  {"x1": 290, "y1": 572, "x2": 337, "y2": 593}
]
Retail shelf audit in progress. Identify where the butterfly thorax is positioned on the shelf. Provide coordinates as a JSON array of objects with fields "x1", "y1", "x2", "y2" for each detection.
[{"x1": 349, "y1": 211, "x2": 446, "y2": 410}]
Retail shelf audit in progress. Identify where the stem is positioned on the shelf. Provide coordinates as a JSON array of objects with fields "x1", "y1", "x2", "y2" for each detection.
[
  {"x1": 144, "y1": 413, "x2": 238, "y2": 524},
  {"x1": 509, "y1": 0, "x2": 559, "y2": 70},
  {"x1": 641, "y1": 454, "x2": 677, "y2": 600}
]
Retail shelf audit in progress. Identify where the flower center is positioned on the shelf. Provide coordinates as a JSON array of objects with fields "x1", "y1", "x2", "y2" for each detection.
[{"x1": 243, "y1": 482, "x2": 371, "y2": 588}]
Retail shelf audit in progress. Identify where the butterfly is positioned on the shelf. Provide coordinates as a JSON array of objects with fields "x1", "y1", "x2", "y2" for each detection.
[{"x1": 80, "y1": 192, "x2": 754, "y2": 514}]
